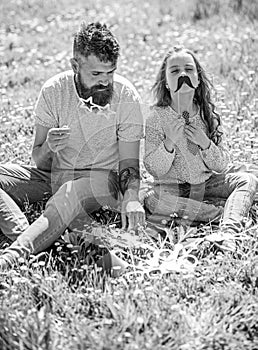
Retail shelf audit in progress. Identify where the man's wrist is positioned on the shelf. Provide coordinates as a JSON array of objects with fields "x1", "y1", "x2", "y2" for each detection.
[
  {"x1": 119, "y1": 166, "x2": 140, "y2": 195},
  {"x1": 123, "y1": 188, "x2": 139, "y2": 201},
  {"x1": 44, "y1": 139, "x2": 54, "y2": 154}
]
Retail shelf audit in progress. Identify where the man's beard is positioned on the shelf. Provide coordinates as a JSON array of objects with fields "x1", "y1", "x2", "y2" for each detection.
[{"x1": 76, "y1": 73, "x2": 114, "y2": 106}]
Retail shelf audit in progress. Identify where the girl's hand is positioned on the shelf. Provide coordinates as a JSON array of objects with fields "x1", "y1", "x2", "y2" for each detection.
[
  {"x1": 164, "y1": 118, "x2": 185, "y2": 150},
  {"x1": 185, "y1": 124, "x2": 211, "y2": 150}
]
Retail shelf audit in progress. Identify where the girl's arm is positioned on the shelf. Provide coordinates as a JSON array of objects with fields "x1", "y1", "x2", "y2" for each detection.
[
  {"x1": 144, "y1": 110, "x2": 176, "y2": 177},
  {"x1": 199, "y1": 126, "x2": 230, "y2": 172}
]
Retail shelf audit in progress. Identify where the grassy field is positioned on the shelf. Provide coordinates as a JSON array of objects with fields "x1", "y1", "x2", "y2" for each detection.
[{"x1": 0, "y1": 0, "x2": 258, "y2": 349}]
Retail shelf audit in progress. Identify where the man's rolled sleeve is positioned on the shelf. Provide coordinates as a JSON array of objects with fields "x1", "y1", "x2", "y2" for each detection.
[
  {"x1": 117, "y1": 86, "x2": 144, "y2": 142},
  {"x1": 34, "y1": 86, "x2": 59, "y2": 128}
]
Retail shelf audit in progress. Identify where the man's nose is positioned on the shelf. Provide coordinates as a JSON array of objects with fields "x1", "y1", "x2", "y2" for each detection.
[
  {"x1": 100, "y1": 80, "x2": 109, "y2": 86},
  {"x1": 99, "y1": 76, "x2": 111, "y2": 86}
]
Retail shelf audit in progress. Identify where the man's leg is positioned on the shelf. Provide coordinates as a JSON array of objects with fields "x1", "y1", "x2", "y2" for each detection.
[
  {"x1": 0, "y1": 164, "x2": 52, "y2": 240},
  {"x1": 0, "y1": 189, "x2": 30, "y2": 240},
  {"x1": 0, "y1": 170, "x2": 120, "y2": 267},
  {"x1": 204, "y1": 171, "x2": 257, "y2": 232}
]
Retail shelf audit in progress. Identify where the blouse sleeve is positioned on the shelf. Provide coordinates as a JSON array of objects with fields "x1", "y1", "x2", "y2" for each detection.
[
  {"x1": 144, "y1": 109, "x2": 175, "y2": 177},
  {"x1": 200, "y1": 125, "x2": 230, "y2": 172}
]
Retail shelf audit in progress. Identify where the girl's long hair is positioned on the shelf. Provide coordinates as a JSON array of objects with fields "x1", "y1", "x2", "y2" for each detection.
[{"x1": 152, "y1": 46, "x2": 222, "y2": 145}]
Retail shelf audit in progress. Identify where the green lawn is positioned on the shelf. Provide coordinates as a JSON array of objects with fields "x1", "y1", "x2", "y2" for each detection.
[{"x1": 0, "y1": 0, "x2": 258, "y2": 349}]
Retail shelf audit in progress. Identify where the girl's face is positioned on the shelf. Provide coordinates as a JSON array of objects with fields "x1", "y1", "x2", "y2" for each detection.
[{"x1": 165, "y1": 51, "x2": 199, "y2": 96}]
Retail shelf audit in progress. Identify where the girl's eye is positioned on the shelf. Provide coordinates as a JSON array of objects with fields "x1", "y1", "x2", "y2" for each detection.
[
  {"x1": 92, "y1": 72, "x2": 100, "y2": 76},
  {"x1": 186, "y1": 68, "x2": 193, "y2": 71}
]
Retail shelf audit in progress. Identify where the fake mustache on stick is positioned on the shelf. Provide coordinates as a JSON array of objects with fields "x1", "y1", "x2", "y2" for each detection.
[{"x1": 174, "y1": 75, "x2": 195, "y2": 92}]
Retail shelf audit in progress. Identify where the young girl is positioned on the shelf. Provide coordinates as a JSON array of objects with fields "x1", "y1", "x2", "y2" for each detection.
[{"x1": 144, "y1": 45, "x2": 257, "y2": 248}]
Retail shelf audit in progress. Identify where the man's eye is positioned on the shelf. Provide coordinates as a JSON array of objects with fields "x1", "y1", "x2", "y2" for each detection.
[
  {"x1": 171, "y1": 69, "x2": 179, "y2": 74},
  {"x1": 92, "y1": 72, "x2": 100, "y2": 76},
  {"x1": 186, "y1": 68, "x2": 193, "y2": 71}
]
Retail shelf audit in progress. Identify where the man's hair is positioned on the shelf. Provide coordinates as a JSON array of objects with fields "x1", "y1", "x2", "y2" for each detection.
[
  {"x1": 152, "y1": 45, "x2": 222, "y2": 145},
  {"x1": 73, "y1": 22, "x2": 120, "y2": 63}
]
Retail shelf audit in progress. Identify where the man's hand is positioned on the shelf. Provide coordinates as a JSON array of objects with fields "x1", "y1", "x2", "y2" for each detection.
[
  {"x1": 118, "y1": 140, "x2": 145, "y2": 231},
  {"x1": 46, "y1": 126, "x2": 71, "y2": 153},
  {"x1": 121, "y1": 198, "x2": 145, "y2": 231}
]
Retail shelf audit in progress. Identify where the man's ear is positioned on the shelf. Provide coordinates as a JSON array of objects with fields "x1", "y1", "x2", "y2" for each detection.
[{"x1": 70, "y1": 58, "x2": 79, "y2": 74}]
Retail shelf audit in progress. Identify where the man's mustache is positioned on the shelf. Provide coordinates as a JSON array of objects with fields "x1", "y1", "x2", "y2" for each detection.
[
  {"x1": 174, "y1": 76, "x2": 195, "y2": 92},
  {"x1": 92, "y1": 84, "x2": 112, "y2": 91}
]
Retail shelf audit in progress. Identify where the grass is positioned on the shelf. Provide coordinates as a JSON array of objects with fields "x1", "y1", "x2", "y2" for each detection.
[{"x1": 0, "y1": 0, "x2": 258, "y2": 349}]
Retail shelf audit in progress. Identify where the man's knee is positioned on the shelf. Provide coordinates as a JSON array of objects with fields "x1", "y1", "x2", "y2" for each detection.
[
  {"x1": 84, "y1": 171, "x2": 119, "y2": 200},
  {"x1": 0, "y1": 165, "x2": 13, "y2": 190},
  {"x1": 0, "y1": 164, "x2": 30, "y2": 191}
]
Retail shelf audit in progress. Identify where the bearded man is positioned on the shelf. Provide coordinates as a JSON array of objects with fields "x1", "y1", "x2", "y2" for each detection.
[{"x1": 0, "y1": 22, "x2": 145, "y2": 270}]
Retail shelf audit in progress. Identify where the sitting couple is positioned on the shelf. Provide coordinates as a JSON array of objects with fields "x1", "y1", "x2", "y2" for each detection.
[{"x1": 0, "y1": 22, "x2": 257, "y2": 270}]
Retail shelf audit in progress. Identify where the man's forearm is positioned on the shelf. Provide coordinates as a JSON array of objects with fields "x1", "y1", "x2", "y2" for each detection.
[
  {"x1": 32, "y1": 141, "x2": 53, "y2": 171},
  {"x1": 119, "y1": 160, "x2": 141, "y2": 200}
]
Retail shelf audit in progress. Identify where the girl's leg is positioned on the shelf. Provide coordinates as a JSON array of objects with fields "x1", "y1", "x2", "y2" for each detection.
[
  {"x1": 225, "y1": 163, "x2": 258, "y2": 202},
  {"x1": 0, "y1": 164, "x2": 52, "y2": 240},
  {"x1": 0, "y1": 170, "x2": 120, "y2": 267},
  {"x1": 145, "y1": 185, "x2": 223, "y2": 226},
  {"x1": 204, "y1": 171, "x2": 257, "y2": 232}
]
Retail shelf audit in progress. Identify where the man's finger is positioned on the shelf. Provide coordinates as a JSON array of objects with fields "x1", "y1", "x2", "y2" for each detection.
[
  {"x1": 49, "y1": 141, "x2": 69, "y2": 152},
  {"x1": 56, "y1": 140, "x2": 70, "y2": 146},
  {"x1": 135, "y1": 211, "x2": 142, "y2": 226},
  {"x1": 51, "y1": 127, "x2": 71, "y2": 133},
  {"x1": 138, "y1": 212, "x2": 145, "y2": 227},
  {"x1": 55, "y1": 146, "x2": 67, "y2": 152},
  {"x1": 127, "y1": 212, "x2": 136, "y2": 231},
  {"x1": 121, "y1": 212, "x2": 127, "y2": 230},
  {"x1": 51, "y1": 134, "x2": 71, "y2": 141}
]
